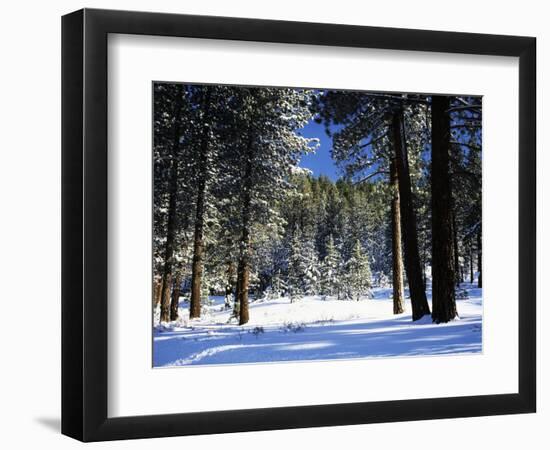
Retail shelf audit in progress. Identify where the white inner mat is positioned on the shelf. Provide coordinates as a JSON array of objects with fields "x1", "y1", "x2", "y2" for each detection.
[{"x1": 107, "y1": 33, "x2": 519, "y2": 418}]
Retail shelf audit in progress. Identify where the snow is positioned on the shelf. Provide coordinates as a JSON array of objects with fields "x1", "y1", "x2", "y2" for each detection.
[{"x1": 153, "y1": 284, "x2": 482, "y2": 367}]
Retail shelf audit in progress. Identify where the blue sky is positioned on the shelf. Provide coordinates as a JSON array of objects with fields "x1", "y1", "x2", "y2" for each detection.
[{"x1": 298, "y1": 120, "x2": 341, "y2": 181}]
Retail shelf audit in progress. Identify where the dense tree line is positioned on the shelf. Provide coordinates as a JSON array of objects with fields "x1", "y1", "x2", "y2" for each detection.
[
  {"x1": 315, "y1": 91, "x2": 481, "y2": 322},
  {"x1": 153, "y1": 83, "x2": 482, "y2": 325}
]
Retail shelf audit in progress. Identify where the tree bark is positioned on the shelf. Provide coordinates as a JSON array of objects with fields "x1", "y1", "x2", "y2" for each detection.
[
  {"x1": 477, "y1": 226, "x2": 482, "y2": 288},
  {"x1": 159, "y1": 88, "x2": 184, "y2": 322},
  {"x1": 170, "y1": 271, "x2": 182, "y2": 321},
  {"x1": 237, "y1": 251, "x2": 250, "y2": 325},
  {"x1": 390, "y1": 159, "x2": 405, "y2": 314},
  {"x1": 160, "y1": 273, "x2": 172, "y2": 322},
  {"x1": 189, "y1": 174, "x2": 206, "y2": 319},
  {"x1": 431, "y1": 95, "x2": 458, "y2": 323},
  {"x1": 236, "y1": 218, "x2": 251, "y2": 325},
  {"x1": 236, "y1": 158, "x2": 253, "y2": 325},
  {"x1": 160, "y1": 274, "x2": 172, "y2": 322},
  {"x1": 189, "y1": 88, "x2": 213, "y2": 319},
  {"x1": 153, "y1": 278, "x2": 162, "y2": 308},
  {"x1": 392, "y1": 108, "x2": 430, "y2": 320},
  {"x1": 159, "y1": 163, "x2": 178, "y2": 322}
]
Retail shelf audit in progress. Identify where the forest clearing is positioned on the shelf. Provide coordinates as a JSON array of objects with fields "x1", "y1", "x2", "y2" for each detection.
[{"x1": 152, "y1": 83, "x2": 482, "y2": 367}]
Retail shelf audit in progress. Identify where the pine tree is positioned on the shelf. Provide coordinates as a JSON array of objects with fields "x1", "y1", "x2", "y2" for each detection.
[
  {"x1": 270, "y1": 270, "x2": 287, "y2": 299},
  {"x1": 154, "y1": 84, "x2": 184, "y2": 322},
  {"x1": 342, "y1": 240, "x2": 372, "y2": 301},
  {"x1": 288, "y1": 229, "x2": 305, "y2": 302},
  {"x1": 189, "y1": 86, "x2": 216, "y2": 320},
  {"x1": 390, "y1": 159, "x2": 405, "y2": 314},
  {"x1": 391, "y1": 105, "x2": 431, "y2": 319},
  {"x1": 222, "y1": 87, "x2": 318, "y2": 323},
  {"x1": 431, "y1": 95, "x2": 458, "y2": 323},
  {"x1": 448, "y1": 97, "x2": 482, "y2": 288},
  {"x1": 153, "y1": 83, "x2": 197, "y2": 322},
  {"x1": 302, "y1": 238, "x2": 321, "y2": 296},
  {"x1": 320, "y1": 234, "x2": 341, "y2": 298},
  {"x1": 315, "y1": 90, "x2": 431, "y2": 320}
]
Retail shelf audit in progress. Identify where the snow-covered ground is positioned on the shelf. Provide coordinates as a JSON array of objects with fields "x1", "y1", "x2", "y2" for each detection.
[{"x1": 153, "y1": 284, "x2": 482, "y2": 367}]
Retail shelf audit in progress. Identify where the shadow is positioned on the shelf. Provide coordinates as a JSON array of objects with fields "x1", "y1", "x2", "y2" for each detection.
[
  {"x1": 35, "y1": 417, "x2": 61, "y2": 433},
  {"x1": 153, "y1": 288, "x2": 483, "y2": 367},
  {"x1": 154, "y1": 310, "x2": 482, "y2": 366}
]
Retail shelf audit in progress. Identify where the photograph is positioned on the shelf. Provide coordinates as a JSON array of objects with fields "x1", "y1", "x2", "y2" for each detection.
[
  {"x1": 0, "y1": 0, "x2": 541, "y2": 445},
  {"x1": 151, "y1": 82, "x2": 482, "y2": 367}
]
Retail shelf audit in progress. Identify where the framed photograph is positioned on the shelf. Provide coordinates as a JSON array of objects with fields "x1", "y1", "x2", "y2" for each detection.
[{"x1": 62, "y1": 8, "x2": 536, "y2": 442}]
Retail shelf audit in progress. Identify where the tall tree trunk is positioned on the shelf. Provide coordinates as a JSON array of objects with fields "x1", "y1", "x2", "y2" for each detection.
[
  {"x1": 392, "y1": 108, "x2": 430, "y2": 320},
  {"x1": 236, "y1": 217, "x2": 251, "y2": 325},
  {"x1": 159, "y1": 165, "x2": 178, "y2": 322},
  {"x1": 236, "y1": 159, "x2": 253, "y2": 325},
  {"x1": 237, "y1": 250, "x2": 250, "y2": 325},
  {"x1": 159, "y1": 89, "x2": 184, "y2": 322},
  {"x1": 160, "y1": 273, "x2": 172, "y2": 322},
  {"x1": 170, "y1": 271, "x2": 182, "y2": 321},
  {"x1": 189, "y1": 88, "x2": 213, "y2": 319},
  {"x1": 189, "y1": 175, "x2": 206, "y2": 319},
  {"x1": 390, "y1": 159, "x2": 405, "y2": 314},
  {"x1": 477, "y1": 226, "x2": 482, "y2": 288},
  {"x1": 153, "y1": 278, "x2": 162, "y2": 308},
  {"x1": 431, "y1": 95, "x2": 458, "y2": 323}
]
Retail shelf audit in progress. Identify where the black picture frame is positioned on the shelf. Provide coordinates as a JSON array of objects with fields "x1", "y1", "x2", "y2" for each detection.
[{"x1": 62, "y1": 8, "x2": 536, "y2": 442}]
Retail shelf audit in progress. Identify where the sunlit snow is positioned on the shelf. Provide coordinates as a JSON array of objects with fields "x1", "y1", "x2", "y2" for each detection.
[{"x1": 153, "y1": 283, "x2": 482, "y2": 367}]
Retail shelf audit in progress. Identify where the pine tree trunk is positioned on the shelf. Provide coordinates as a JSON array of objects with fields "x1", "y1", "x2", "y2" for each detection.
[
  {"x1": 236, "y1": 223, "x2": 251, "y2": 325},
  {"x1": 234, "y1": 127, "x2": 257, "y2": 325},
  {"x1": 237, "y1": 254, "x2": 250, "y2": 325},
  {"x1": 392, "y1": 108, "x2": 430, "y2": 320},
  {"x1": 390, "y1": 159, "x2": 405, "y2": 314},
  {"x1": 189, "y1": 88, "x2": 213, "y2": 319},
  {"x1": 236, "y1": 162, "x2": 253, "y2": 325},
  {"x1": 159, "y1": 90, "x2": 184, "y2": 322},
  {"x1": 159, "y1": 165, "x2": 178, "y2": 322},
  {"x1": 160, "y1": 273, "x2": 172, "y2": 322},
  {"x1": 477, "y1": 226, "x2": 482, "y2": 288},
  {"x1": 160, "y1": 147, "x2": 179, "y2": 322},
  {"x1": 169, "y1": 271, "x2": 182, "y2": 321},
  {"x1": 153, "y1": 278, "x2": 162, "y2": 308},
  {"x1": 189, "y1": 175, "x2": 206, "y2": 319},
  {"x1": 431, "y1": 95, "x2": 458, "y2": 323}
]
